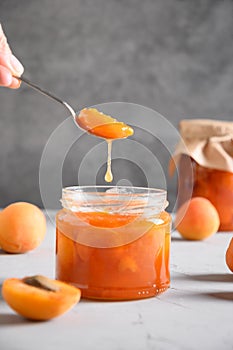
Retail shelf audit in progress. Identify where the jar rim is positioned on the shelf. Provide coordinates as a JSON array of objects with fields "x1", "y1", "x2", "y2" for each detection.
[
  {"x1": 62, "y1": 185, "x2": 166, "y2": 196},
  {"x1": 61, "y1": 186, "x2": 168, "y2": 215}
]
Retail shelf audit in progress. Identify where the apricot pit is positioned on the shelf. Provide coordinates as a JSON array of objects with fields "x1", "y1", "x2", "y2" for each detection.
[{"x1": 23, "y1": 275, "x2": 60, "y2": 292}]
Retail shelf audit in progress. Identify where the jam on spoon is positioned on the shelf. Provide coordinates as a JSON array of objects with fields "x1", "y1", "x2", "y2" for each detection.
[{"x1": 76, "y1": 108, "x2": 134, "y2": 182}]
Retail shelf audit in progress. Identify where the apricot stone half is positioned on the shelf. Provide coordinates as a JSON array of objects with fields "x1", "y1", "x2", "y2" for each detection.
[{"x1": 2, "y1": 275, "x2": 81, "y2": 320}]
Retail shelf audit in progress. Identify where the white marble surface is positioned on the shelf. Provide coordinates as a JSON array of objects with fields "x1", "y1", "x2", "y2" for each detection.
[{"x1": 0, "y1": 212, "x2": 233, "y2": 350}]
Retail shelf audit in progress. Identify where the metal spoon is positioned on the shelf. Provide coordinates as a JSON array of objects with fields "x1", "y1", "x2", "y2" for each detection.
[
  {"x1": 14, "y1": 76, "x2": 134, "y2": 140},
  {"x1": 14, "y1": 75, "x2": 77, "y2": 120}
]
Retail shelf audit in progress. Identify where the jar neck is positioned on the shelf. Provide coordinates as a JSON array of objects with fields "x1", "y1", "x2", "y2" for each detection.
[{"x1": 61, "y1": 186, "x2": 168, "y2": 217}]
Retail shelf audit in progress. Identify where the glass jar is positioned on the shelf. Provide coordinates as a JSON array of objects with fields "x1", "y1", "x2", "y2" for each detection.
[
  {"x1": 172, "y1": 119, "x2": 233, "y2": 232},
  {"x1": 56, "y1": 186, "x2": 171, "y2": 300}
]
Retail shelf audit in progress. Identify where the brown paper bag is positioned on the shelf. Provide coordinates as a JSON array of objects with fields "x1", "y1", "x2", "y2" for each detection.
[{"x1": 170, "y1": 119, "x2": 233, "y2": 175}]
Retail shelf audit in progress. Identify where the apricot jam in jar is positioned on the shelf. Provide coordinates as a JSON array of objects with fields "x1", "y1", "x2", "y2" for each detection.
[
  {"x1": 56, "y1": 186, "x2": 171, "y2": 300},
  {"x1": 171, "y1": 119, "x2": 233, "y2": 231}
]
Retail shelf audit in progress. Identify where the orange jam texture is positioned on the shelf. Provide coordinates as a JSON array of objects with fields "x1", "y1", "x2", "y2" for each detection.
[
  {"x1": 56, "y1": 211, "x2": 171, "y2": 300},
  {"x1": 178, "y1": 155, "x2": 233, "y2": 231}
]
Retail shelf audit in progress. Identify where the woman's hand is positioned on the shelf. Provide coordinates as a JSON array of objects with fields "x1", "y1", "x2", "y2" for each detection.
[{"x1": 0, "y1": 24, "x2": 24, "y2": 89}]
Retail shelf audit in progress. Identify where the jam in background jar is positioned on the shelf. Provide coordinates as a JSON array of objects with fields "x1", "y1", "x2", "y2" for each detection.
[{"x1": 177, "y1": 155, "x2": 233, "y2": 231}]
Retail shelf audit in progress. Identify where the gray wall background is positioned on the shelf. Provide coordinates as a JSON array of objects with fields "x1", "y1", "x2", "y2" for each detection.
[{"x1": 0, "y1": 0, "x2": 233, "y2": 210}]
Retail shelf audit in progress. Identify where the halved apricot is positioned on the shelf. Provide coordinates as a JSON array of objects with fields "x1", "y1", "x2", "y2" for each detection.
[
  {"x1": 2, "y1": 275, "x2": 81, "y2": 321},
  {"x1": 76, "y1": 108, "x2": 134, "y2": 139}
]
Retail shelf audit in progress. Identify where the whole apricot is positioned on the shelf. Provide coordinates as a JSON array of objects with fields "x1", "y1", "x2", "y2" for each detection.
[
  {"x1": 175, "y1": 197, "x2": 220, "y2": 240},
  {"x1": 0, "y1": 202, "x2": 46, "y2": 253},
  {"x1": 226, "y1": 237, "x2": 233, "y2": 272},
  {"x1": 2, "y1": 275, "x2": 81, "y2": 320}
]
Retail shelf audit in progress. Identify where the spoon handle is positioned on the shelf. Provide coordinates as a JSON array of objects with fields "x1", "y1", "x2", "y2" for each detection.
[{"x1": 14, "y1": 75, "x2": 76, "y2": 118}]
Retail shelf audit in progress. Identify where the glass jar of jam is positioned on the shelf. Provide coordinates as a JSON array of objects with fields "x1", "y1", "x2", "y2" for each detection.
[
  {"x1": 56, "y1": 186, "x2": 171, "y2": 300},
  {"x1": 172, "y1": 119, "x2": 233, "y2": 231}
]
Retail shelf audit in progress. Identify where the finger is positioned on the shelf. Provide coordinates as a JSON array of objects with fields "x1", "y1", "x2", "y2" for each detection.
[
  {"x1": 8, "y1": 77, "x2": 21, "y2": 89},
  {"x1": 0, "y1": 53, "x2": 24, "y2": 76},
  {"x1": 0, "y1": 65, "x2": 21, "y2": 89},
  {"x1": 0, "y1": 24, "x2": 11, "y2": 54},
  {"x1": 0, "y1": 25, "x2": 24, "y2": 77},
  {"x1": 0, "y1": 65, "x2": 12, "y2": 86}
]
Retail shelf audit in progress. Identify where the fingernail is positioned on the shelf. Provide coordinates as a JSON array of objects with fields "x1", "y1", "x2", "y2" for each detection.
[{"x1": 9, "y1": 55, "x2": 24, "y2": 75}]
